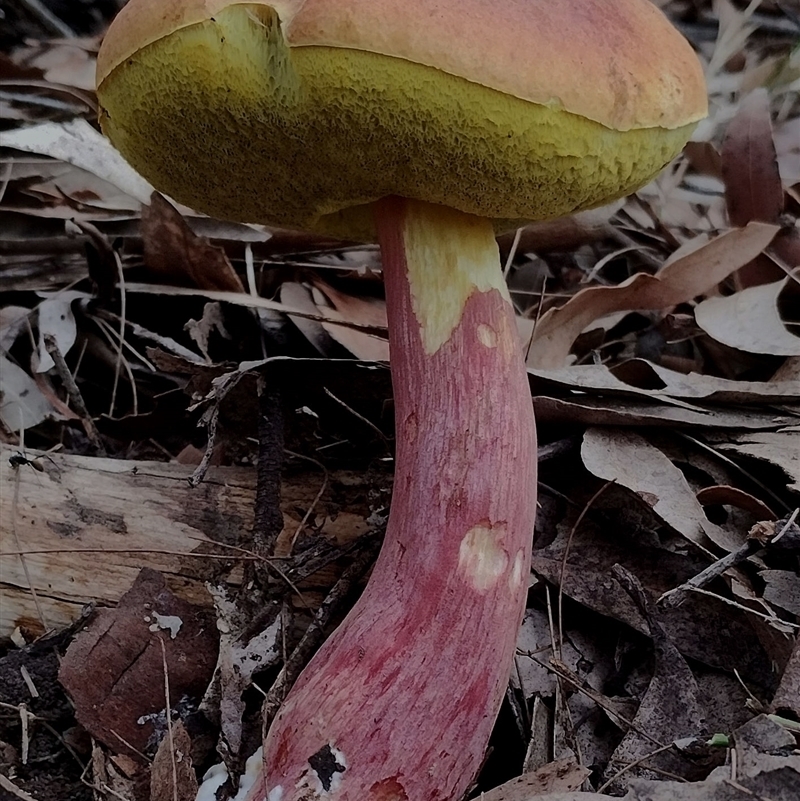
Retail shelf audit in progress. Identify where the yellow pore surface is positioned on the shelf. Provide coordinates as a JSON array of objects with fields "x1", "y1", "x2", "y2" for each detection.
[
  {"x1": 98, "y1": 4, "x2": 698, "y2": 239},
  {"x1": 402, "y1": 202, "x2": 509, "y2": 354}
]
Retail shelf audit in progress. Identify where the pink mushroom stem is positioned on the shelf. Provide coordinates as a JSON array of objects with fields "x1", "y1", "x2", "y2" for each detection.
[{"x1": 251, "y1": 196, "x2": 537, "y2": 801}]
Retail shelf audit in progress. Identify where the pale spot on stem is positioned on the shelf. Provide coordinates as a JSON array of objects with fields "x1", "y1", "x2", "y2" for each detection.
[
  {"x1": 508, "y1": 550, "x2": 525, "y2": 593},
  {"x1": 477, "y1": 324, "x2": 498, "y2": 348},
  {"x1": 458, "y1": 522, "x2": 509, "y2": 591}
]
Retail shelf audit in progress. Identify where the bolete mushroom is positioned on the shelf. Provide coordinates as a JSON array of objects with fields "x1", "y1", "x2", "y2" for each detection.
[{"x1": 96, "y1": 2, "x2": 706, "y2": 799}]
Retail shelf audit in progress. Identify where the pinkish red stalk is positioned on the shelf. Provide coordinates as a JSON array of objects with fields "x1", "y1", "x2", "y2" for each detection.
[{"x1": 251, "y1": 197, "x2": 537, "y2": 801}]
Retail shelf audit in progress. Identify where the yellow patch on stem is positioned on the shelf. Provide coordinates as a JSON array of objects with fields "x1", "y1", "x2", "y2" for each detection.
[
  {"x1": 403, "y1": 201, "x2": 510, "y2": 354},
  {"x1": 458, "y1": 522, "x2": 509, "y2": 592}
]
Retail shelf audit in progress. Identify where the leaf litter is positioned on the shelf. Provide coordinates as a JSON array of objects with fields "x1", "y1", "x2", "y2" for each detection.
[{"x1": 0, "y1": 2, "x2": 799, "y2": 800}]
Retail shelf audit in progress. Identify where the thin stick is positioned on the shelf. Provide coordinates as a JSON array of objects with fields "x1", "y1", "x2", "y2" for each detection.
[
  {"x1": 0, "y1": 774, "x2": 39, "y2": 801},
  {"x1": 658, "y1": 540, "x2": 761, "y2": 609},
  {"x1": 323, "y1": 388, "x2": 391, "y2": 450},
  {"x1": 262, "y1": 533, "x2": 382, "y2": 734},
  {"x1": 659, "y1": 510, "x2": 800, "y2": 609},
  {"x1": 596, "y1": 742, "x2": 677, "y2": 794},
  {"x1": 108, "y1": 252, "x2": 128, "y2": 418},
  {"x1": 252, "y1": 373, "x2": 285, "y2": 561},
  {"x1": 18, "y1": 0, "x2": 76, "y2": 36},
  {"x1": 10, "y1": 457, "x2": 50, "y2": 632},
  {"x1": 503, "y1": 227, "x2": 523, "y2": 279},
  {"x1": 94, "y1": 316, "x2": 140, "y2": 417},
  {"x1": 42, "y1": 333, "x2": 106, "y2": 455},
  {"x1": 157, "y1": 636, "x2": 179, "y2": 801},
  {"x1": 285, "y1": 449, "x2": 329, "y2": 552},
  {"x1": 557, "y1": 480, "x2": 614, "y2": 655},
  {"x1": 189, "y1": 404, "x2": 220, "y2": 488},
  {"x1": 681, "y1": 586, "x2": 799, "y2": 629},
  {"x1": 0, "y1": 547, "x2": 260, "y2": 561}
]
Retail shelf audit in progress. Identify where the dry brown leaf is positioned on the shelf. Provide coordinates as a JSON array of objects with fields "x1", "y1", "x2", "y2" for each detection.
[
  {"x1": 0, "y1": 120, "x2": 154, "y2": 203},
  {"x1": 150, "y1": 721, "x2": 198, "y2": 801},
  {"x1": 280, "y1": 282, "x2": 334, "y2": 355},
  {"x1": 59, "y1": 569, "x2": 218, "y2": 761},
  {"x1": 695, "y1": 278, "x2": 800, "y2": 356},
  {"x1": 534, "y1": 395, "x2": 796, "y2": 431},
  {"x1": 580, "y1": 428, "x2": 739, "y2": 551},
  {"x1": 771, "y1": 637, "x2": 800, "y2": 720},
  {"x1": 16, "y1": 38, "x2": 98, "y2": 92},
  {"x1": 142, "y1": 194, "x2": 244, "y2": 292},
  {"x1": 532, "y1": 361, "x2": 800, "y2": 406},
  {"x1": 722, "y1": 88, "x2": 784, "y2": 228},
  {"x1": 695, "y1": 485, "x2": 776, "y2": 521},
  {"x1": 527, "y1": 222, "x2": 779, "y2": 369},
  {"x1": 479, "y1": 760, "x2": 591, "y2": 801},
  {"x1": 720, "y1": 88, "x2": 787, "y2": 287},
  {"x1": 711, "y1": 432, "x2": 800, "y2": 493},
  {"x1": 603, "y1": 567, "x2": 705, "y2": 792},
  {"x1": 311, "y1": 279, "x2": 390, "y2": 361},
  {"x1": 760, "y1": 571, "x2": 800, "y2": 618}
]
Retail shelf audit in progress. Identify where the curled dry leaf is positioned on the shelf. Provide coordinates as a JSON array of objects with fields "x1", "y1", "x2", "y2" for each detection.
[
  {"x1": 695, "y1": 279, "x2": 800, "y2": 356},
  {"x1": 0, "y1": 306, "x2": 30, "y2": 352},
  {"x1": 0, "y1": 355, "x2": 57, "y2": 431},
  {"x1": 527, "y1": 222, "x2": 779, "y2": 369},
  {"x1": 580, "y1": 428, "x2": 739, "y2": 552},
  {"x1": 695, "y1": 485, "x2": 776, "y2": 521},
  {"x1": 35, "y1": 291, "x2": 85, "y2": 372}
]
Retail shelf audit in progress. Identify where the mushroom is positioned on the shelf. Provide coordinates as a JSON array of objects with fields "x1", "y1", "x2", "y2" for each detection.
[{"x1": 96, "y1": 2, "x2": 706, "y2": 799}]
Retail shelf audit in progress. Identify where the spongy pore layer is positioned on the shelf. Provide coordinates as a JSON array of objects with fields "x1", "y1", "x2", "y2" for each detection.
[{"x1": 98, "y1": 3, "x2": 696, "y2": 238}]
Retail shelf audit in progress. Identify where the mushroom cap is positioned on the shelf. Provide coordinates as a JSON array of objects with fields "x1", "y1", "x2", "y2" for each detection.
[{"x1": 97, "y1": 0, "x2": 707, "y2": 237}]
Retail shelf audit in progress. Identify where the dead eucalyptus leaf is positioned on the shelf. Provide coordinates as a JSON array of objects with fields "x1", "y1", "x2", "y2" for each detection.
[
  {"x1": 695, "y1": 279, "x2": 800, "y2": 356},
  {"x1": 527, "y1": 223, "x2": 779, "y2": 369},
  {"x1": 0, "y1": 119, "x2": 153, "y2": 203},
  {"x1": 580, "y1": 428, "x2": 738, "y2": 551},
  {"x1": 695, "y1": 486, "x2": 776, "y2": 521},
  {"x1": 534, "y1": 395, "x2": 796, "y2": 431},
  {"x1": 721, "y1": 88, "x2": 784, "y2": 228}
]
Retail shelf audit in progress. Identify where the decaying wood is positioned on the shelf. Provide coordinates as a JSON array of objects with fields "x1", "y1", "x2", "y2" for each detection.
[{"x1": 0, "y1": 445, "x2": 373, "y2": 639}]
